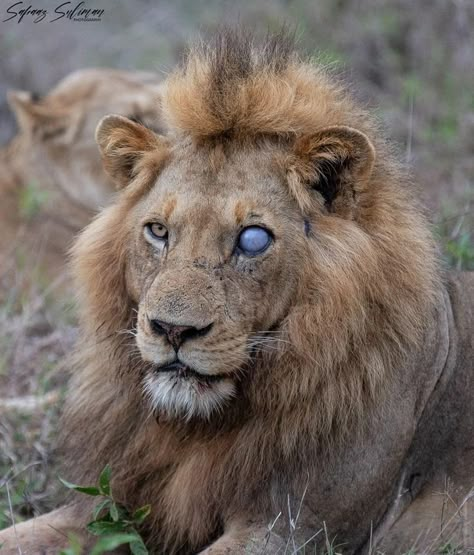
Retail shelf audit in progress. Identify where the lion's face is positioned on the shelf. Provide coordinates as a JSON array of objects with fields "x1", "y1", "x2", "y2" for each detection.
[
  {"x1": 125, "y1": 142, "x2": 305, "y2": 419},
  {"x1": 92, "y1": 110, "x2": 377, "y2": 422}
]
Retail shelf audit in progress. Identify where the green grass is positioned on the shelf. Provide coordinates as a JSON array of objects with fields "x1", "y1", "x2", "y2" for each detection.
[{"x1": 437, "y1": 188, "x2": 474, "y2": 271}]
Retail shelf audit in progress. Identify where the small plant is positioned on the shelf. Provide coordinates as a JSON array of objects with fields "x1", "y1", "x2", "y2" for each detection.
[
  {"x1": 437, "y1": 189, "x2": 474, "y2": 271},
  {"x1": 59, "y1": 465, "x2": 150, "y2": 555},
  {"x1": 438, "y1": 542, "x2": 461, "y2": 555},
  {"x1": 444, "y1": 232, "x2": 474, "y2": 271},
  {"x1": 18, "y1": 181, "x2": 50, "y2": 220}
]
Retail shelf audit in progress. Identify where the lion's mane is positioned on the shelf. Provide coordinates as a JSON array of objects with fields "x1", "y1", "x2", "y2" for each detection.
[{"x1": 62, "y1": 30, "x2": 440, "y2": 552}]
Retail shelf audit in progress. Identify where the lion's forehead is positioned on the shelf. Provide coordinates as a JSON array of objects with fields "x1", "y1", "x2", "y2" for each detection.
[{"x1": 144, "y1": 145, "x2": 289, "y2": 224}]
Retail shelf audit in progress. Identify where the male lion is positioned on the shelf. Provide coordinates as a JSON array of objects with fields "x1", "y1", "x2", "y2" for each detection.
[
  {"x1": 0, "y1": 68, "x2": 163, "y2": 281},
  {"x1": 1, "y1": 31, "x2": 472, "y2": 554}
]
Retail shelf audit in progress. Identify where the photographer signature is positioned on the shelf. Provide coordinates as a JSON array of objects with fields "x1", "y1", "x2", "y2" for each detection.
[{"x1": 3, "y1": 1, "x2": 105, "y2": 23}]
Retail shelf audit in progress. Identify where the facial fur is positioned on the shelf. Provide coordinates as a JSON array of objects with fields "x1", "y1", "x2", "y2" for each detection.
[{"x1": 125, "y1": 140, "x2": 304, "y2": 420}]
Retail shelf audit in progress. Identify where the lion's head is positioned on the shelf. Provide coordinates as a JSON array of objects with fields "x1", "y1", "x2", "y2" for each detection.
[
  {"x1": 71, "y1": 31, "x2": 439, "y2": 437},
  {"x1": 6, "y1": 68, "x2": 164, "y2": 212}
]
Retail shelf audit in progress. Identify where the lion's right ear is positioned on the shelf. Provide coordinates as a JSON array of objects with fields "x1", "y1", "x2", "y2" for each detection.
[{"x1": 96, "y1": 114, "x2": 165, "y2": 189}]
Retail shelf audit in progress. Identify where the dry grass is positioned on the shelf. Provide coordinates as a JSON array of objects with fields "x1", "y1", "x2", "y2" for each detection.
[{"x1": 0, "y1": 253, "x2": 76, "y2": 531}]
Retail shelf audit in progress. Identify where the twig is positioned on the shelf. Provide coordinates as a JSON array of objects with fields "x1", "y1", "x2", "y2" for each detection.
[
  {"x1": 0, "y1": 391, "x2": 61, "y2": 413},
  {"x1": 5, "y1": 480, "x2": 22, "y2": 555},
  {"x1": 0, "y1": 461, "x2": 43, "y2": 489},
  {"x1": 422, "y1": 487, "x2": 474, "y2": 554},
  {"x1": 406, "y1": 91, "x2": 415, "y2": 164}
]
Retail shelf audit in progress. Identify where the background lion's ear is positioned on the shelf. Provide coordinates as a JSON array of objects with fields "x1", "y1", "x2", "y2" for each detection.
[
  {"x1": 8, "y1": 89, "x2": 80, "y2": 144},
  {"x1": 289, "y1": 126, "x2": 375, "y2": 216},
  {"x1": 7, "y1": 90, "x2": 36, "y2": 133},
  {"x1": 96, "y1": 114, "x2": 164, "y2": 189}
]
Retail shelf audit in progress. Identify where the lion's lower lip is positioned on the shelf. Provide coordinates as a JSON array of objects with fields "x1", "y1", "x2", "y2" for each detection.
[{"x1": 155, "y1": 361, "x2": 227, "y2": 384}]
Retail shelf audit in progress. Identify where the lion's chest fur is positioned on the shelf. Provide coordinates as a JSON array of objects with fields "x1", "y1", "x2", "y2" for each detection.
[
  {"x1": 114, "y1": 278, "x2": 473, "y2": 554},
  {"x1": 117, "y1": 392, "x2": 421, "y2": 552},
  {"x1": 117, "y1": 423, "x2": 239, "y2": 552}
]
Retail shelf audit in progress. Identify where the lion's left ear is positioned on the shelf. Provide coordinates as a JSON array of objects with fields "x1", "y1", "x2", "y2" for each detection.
[
  {"x1": 96, "y1": 114, "x2": 166, "y2": 189},
  {"x1": 289, "y1": 125, "x2": 376, "y2": 216}
]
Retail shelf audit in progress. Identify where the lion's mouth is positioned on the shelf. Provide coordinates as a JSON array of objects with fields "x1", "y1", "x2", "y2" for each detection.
[{"x1": 155, "y1": 361, "x2": 227, "y2": 385}]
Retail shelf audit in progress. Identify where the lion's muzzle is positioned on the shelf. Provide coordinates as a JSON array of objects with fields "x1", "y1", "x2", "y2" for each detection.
[{"x1": 149, "y1": 318, "x2": 214, "y2": 352}]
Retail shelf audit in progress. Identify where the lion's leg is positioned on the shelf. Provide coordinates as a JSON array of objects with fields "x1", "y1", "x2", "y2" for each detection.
[
  {"x1": 198, "y1": 518, "x2": 286, "y2": 554},
  {"x1": 0, "y1": 505, "x2": 93, "y2": 555}
]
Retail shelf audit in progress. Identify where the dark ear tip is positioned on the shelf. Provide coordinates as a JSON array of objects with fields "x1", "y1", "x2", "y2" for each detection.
[
  {"x1": 296, "y1": 125, "x2": 376, "y2": 212},
  {"x1": 313, "y1": 125, "x2": 376, "y2": 178},
  {"x1": 326, "y1": 126, "x2": 376, "y2": 169},
  {"x1": 95, "y1": 114, "x2": 155, "y2": 149},
  {"x1": 95, "y1": 114, "x2": 127, "y2": 144}
]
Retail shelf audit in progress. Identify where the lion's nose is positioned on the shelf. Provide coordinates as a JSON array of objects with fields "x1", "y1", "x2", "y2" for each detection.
[{"x1": 149, "y1": 319, "x2": 213, "y2": 351}]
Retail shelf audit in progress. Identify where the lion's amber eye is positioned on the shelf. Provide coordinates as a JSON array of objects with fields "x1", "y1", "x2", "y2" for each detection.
[{"x1": 146, "y1": 223, "x2": 168, "y2": 241}]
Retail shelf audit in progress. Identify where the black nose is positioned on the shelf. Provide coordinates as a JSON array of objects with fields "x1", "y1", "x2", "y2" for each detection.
[{"x1": 149, "y1": 319, "x2": 213, "y2": 351}]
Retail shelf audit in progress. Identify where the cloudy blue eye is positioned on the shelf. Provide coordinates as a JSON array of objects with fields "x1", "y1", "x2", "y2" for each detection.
[{"x1": 237, "y1": 226, "x2": 272, "y2": 256}]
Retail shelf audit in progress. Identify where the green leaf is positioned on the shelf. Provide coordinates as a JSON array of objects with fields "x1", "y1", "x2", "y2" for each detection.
[
  {"x1": 59, "y1": 477, "x2": 101, "y2": 496},
  {"x1": 92, "y1": 498, "x2": 112, "y2": 520},
  {"x1": 109, "y1": 502, "x2": 119, "y2": 522},
  {"x1": 58, "y1": 533, "x2": 83, "y2": 555},
  {"x1": 129, "y1": 534, "x2": 149, "y2": 555},
  {"x1": 99, "y1": 465, "x2": 112, "y2": 496},
  {"x1": 90, "y1": 534, "x2": 140, "y2": 555},
  {"x1": 132, "y1": 504, "x2": 151, "y2": 525},
  {"x1": 86, "y1": 520, "x2": 127, "y2": 536}
]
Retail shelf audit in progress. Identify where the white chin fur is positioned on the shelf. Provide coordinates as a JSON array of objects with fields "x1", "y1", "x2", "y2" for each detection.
[{"x1": 143, "y1": 372, "x2": 236, "y2": 420}]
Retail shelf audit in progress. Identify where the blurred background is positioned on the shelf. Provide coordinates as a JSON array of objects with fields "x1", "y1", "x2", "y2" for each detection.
[
  {"x1": 0, "y1": 0, "x2": 473, "y2": 534},
  {"x1": 1, "y1": 0, "x2": 473, "y2": 216}
]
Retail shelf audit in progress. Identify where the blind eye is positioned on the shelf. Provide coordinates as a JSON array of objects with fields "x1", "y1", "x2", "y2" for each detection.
[{"x1": 238, "y1": 226, "x2": 272, "y2": 256}]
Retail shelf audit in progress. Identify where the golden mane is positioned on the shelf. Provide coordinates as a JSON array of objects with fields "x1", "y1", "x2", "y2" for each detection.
[
  {"x1": 163, "y1": 29, "x2": 365, "y2": 141},
  {"x1": 58, "y1": 30, "x2": 442, "y2": 552}
]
